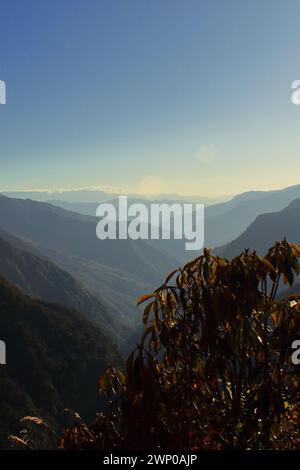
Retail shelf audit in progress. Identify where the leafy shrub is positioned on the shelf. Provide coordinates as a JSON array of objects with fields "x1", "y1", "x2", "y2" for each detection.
[{"x1": 57, "y1": 241, "x2": 300, "y2": 449}]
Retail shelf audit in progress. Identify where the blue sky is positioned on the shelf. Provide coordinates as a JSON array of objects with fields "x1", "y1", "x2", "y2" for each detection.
[{"x1": 0, "y1": 0, "x2": 300, "y2": 196}]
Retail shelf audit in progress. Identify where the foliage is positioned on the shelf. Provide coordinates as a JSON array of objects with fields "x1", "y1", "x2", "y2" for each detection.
[
  {"x1": 9, "y1": 416, "x2": 56, "y2": 450},
  {"x1": 21, "y1": 241, "x2": 300, "y2": 449}
]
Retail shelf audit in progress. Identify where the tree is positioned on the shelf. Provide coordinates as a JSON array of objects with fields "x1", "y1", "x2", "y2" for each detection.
[{"x1": 59, "y1": 240, "x2": 300, "y2": 449}]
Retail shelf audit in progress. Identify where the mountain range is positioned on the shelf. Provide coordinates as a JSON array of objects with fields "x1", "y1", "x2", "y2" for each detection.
[
  {"x1": 0, "y1": 195, "x2": 179, "y2": 347},
  {"x1": 43, "y1": 184, "x2": 300, "y2": 262},
  {"x1": 1, "y1": 183, "x2": 300, "y2": 444},
  {"x1": 3, "y1": 189, "x2": 228, "y2": 205},
  {"x1": 0, "y1": 229, "x2": 123, "y2": 342},
  {"x1": 0, "y1": 195, "x2": 176, "y2": 285},
  {"x1": 204, "y1": 183, "x2": 300, "y2": 248},
  {"x1": 2, "y1": 183, "x2": 300, "y2": 351},
  {"x1": 215, "y1": 197, "x2": 300, "y2": 259}
]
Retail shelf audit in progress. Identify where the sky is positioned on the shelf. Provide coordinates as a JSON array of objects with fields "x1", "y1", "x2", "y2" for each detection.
[{"x1": 0, "y1": 0, "x2": 300, "y2": 197}]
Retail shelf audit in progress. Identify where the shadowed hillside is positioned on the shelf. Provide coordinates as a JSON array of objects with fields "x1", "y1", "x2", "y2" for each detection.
[
  {"x1": 215, "y1": 197, "x2": 300, "y2": 259},
  {"x1": 0, "y1": 232, "x2": 124, "y2": 343},
  {"x1": 205, "y1": 184, "x2": 300, "y2": 247},
  {"x1": 0, "y1": 273, "x2": 121, "y2": 446},
  {"x1": 0, "y1": 195, "x2": 177, "y2": 284},
  {"x1": 0, "y1": 196, "x2": 180, "y2": 341}
]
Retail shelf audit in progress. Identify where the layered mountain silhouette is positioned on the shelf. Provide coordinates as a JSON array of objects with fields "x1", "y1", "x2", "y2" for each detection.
[
  {"x1": 215, "y1": 197, "x2": 300, "y2": 259},
  {"x1": 0, "y1": 230, "x2": 123, "y2": 342},
  {"x1": 0, "y1": 195, "x2": 176, "y2": 284},
  {"x1": 3, "y1": 189, "x2": 224, "y2": 205},
  {"x1": 0, "y1": 273, "x2": 121, "y2": 446},
  {"x1": 1, "y1": 185, "x2": 300, "y2": 447},
  {"x1": 0, "y1": 195, "x2": 178, "y2": 342},
  {"x1": 2, "y1": 185, "x2": 300, "y2": 349},
  {"x1": 0, "y1": 226, "x2": 148, "y2": 342},
  {"x1": 45, "y1": 184, "x2": 300, "y2": 260},
  {"x1": 205, "y1": 184, "x2": 300, "y2": 248}
]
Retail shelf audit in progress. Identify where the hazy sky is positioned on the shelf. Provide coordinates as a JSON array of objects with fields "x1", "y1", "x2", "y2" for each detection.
[{"x1": 1, "y1": 0, "x2": 300, "y2": 197}]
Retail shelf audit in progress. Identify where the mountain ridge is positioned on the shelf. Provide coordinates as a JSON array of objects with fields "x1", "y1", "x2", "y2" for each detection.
[
  {"x1": 0, "y1": 273, "x2": 121, "y2": 446},
  {"x1": 215, "y1": 197, "x2": 300, "y2": 259},
  {"x1": 0, "y1": 231, "x2": 124, "y2": 343}
]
